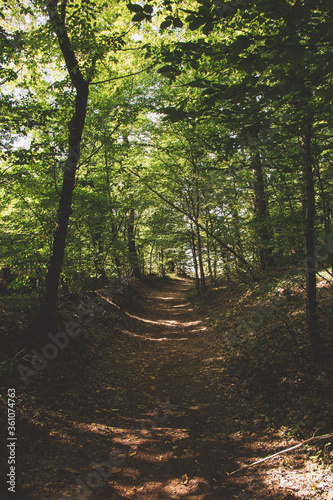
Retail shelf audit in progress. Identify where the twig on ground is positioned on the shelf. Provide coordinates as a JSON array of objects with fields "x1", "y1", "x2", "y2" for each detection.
[{"x1": 228, "y1": 432, "x2": 333, "y2": 476}]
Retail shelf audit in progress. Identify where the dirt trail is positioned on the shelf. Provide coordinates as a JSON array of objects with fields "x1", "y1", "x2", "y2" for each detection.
[
  {"x1": 16, "y1": 278, "x2": 331, "y2": 500},
  {"x1": 93, "y1": 277, "x2": 242, "y2": 500}
]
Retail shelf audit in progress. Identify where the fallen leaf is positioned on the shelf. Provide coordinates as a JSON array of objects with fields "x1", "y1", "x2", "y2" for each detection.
[
  {"x1": 181, "y1": 473, "x2": 189, "y2": 485},
  {"x1": 112, "y1": 467, "x2": 122, "y2": 473}
]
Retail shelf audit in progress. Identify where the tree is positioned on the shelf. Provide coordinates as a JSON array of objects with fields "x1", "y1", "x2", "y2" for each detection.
[
  {"x1": 38, "y1": 0, "x2": 90, "y2": 325},
  {"x1": 26, "y1": 0, "x2": 138, "y2": 330}
]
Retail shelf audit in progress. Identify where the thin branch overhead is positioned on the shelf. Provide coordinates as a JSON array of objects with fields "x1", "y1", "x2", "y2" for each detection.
[{"x1": 90, "y1": 66, "x2": 153, "y2": 86}]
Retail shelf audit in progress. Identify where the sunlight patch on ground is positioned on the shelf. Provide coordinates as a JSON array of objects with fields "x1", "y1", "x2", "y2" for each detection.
[
  {"x1": 124, "y1": 312, "x2": 202, "y2": 328},
  {"x1": 317, "y1": 272, "x2": 333, "y2": 288},
  {"x1": 121, "y1": 329, "x2": 189, "y2": 341},
  {"x1": 203, "y1": 355, "x2": 224, "y2": 363},
  {"x1": 258, "y1": 461, "x2": 333, "y2": 499},
  {"x1": 71, "y1": 420, "x2": 114, "y2": 435},
  {"x1": 165, "y1": 476, "x2": 210, "y2": 499},
  {"x1": 154, "y1": 295, "x2": 184, "y2": 301}
]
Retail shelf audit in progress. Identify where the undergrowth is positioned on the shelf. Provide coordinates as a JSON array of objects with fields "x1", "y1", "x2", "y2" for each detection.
[{"x1": 191, "y1": 268, "x2": 333, "y2": 465}]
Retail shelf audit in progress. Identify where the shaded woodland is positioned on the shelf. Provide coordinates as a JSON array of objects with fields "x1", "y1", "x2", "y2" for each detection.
[{"x1": 0, "y1": 1, "x2": 333, "y2": 499}]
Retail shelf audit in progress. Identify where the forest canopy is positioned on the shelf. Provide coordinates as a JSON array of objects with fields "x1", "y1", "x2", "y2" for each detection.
[{"x1": 1, "y1": 0, "x2": 333, "y2": 351}]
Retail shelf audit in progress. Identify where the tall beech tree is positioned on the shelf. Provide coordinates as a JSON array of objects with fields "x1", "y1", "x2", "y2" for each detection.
[
  {"x1": 31, "y1": 0, "x2": 137, "y2": 328},
  {"x1": 301, "y1": 118, "x2": 320, "y2": 348},
  {"x1": 127, "y1": 207, "x2": 142, "y2": 280},
  {"x1": 250, "y1": 133, "x2": 274, "y2": 271},
  {"x1": 39, "y1": 0, "x2": 90, "y2": 324}
]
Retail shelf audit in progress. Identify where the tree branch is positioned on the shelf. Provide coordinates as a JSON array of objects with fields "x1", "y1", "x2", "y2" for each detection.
[
  {"x1": 228, "y1": 432, "x2": 333, "y2": 476},
  {"x1": 89, "y1": 66, "x2": 153, "y2": 86},
  {"x1": 47, "y1": 0, "x2": 86, "y2": 88},
  {"x1": 127, "y1": 167, "x2": 251, "y2": 269},
  {"x1": 60, "y1": 0, "x2": 67, "y2": 23}
]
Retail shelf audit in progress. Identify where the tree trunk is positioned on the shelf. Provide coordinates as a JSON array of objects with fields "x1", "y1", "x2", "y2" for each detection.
[
  {"x1": 205, "y1": 211, "x2": 215, "y2": 281},
  {"x1": 313, "y1": 155, "x2": 333, "y2": 273},
  {"x1": 301, "y1": 122, "x2": 321, "y2": 350},
  {"x1": 41, "y1": 85, "x2": 89, "y2": 320},
  {"x1": 149, "y1": 243, "x2": 154, "y2": 274},
  {"x1": 206, "y1": 238, "x2": 213, "y2": 281},
  {"x1": 159, "y1": 246, "x2": 165, "y2": 277},
  {"x1": 92, "y1": 231, "x2": 108, "y2": 284},
  {"x1": 328, "y1": 203, "x2": 333, "y2": 274},
  {"x1": 105, "y1": 148, "x2": 122, "y2": 276},
  {"x1": 36, "y1": 1, "x2": 90, "y2": 332},
  {"x1": 251, "y1": 139, "x2": 274, "y2": 270},
  {"x1": 231, "y1": 175, "x2": 245, "y2": 268},
  {"x1": 213, "y1": 242, "x2": 217, "y2": 280},
  {"x1": 195, "y1": 221, "x2": 206, "y2": 292},
  {"x1": 127, "y1": 208, "x2": 141, "y2": 279},
  {"x1": 140, "y1": 248, "x2": 145, "y2": 277},
  {"x1": 190, "y1": 227, "x2": 200, "y2": 294}
]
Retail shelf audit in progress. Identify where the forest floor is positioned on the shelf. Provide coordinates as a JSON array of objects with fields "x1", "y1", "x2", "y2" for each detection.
[{"x1": 1, "y1": 275, "x2": 333, "y2": 499}]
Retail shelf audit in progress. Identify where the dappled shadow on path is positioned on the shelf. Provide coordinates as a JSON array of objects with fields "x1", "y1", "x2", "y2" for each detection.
[
  {"x1": 106, "y1": 278, "x2": 207, "y2": 341},
  {"x1": 16, "y1": 277, "x2": 330, "y2": 500}
]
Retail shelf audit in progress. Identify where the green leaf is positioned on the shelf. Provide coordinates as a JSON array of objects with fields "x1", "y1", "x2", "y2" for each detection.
[
  {"x1": 127, "y1": 3, "x2": 143, "y2": 13},
  {"x1": 173, "y1": 18, "x2": 183, "y2": 28},
  {"x1": 157, "y1": 65, "x2": 173, "y2": 74},
  {"x1": 160, "y1": 20, "x2": 173, "y2": 30},
  {"x1": 188, "y1": 80, "x2": 207, "y2": 88},
  {"x1": 132, "y1": 12, "x2": 147, "y2": 22},
  {"x1": 202, "y1": 21, "x2": 214, "y2": 35},
  {"x1": 190, "y1": 59, "x2": 200, "y2": 70},
  {"x1": 188, "y1": 17, "x2": 206, "y2": 31},
  {"x1": 144, "y1": 4, "x2": 153, "y2": 14}
]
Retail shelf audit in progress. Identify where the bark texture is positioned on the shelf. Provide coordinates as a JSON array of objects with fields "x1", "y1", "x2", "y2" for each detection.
[
  {"x1": 301, "y1": 122, "x2": 321, "y2": 349},
  {"x1": 128, "y1": 208, "x2": 142, "y2": 280},
  {"x1": 251, "y1": 142, "x2": 274, "y2": 270}
]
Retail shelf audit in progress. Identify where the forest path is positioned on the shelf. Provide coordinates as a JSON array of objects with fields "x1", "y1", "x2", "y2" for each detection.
[
  {"x1": 92, "y1": 277, "x2": 245, "y2": 500},
  {"x1": 18, "y1": 278, "x2": 320, "y2": 500}
]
